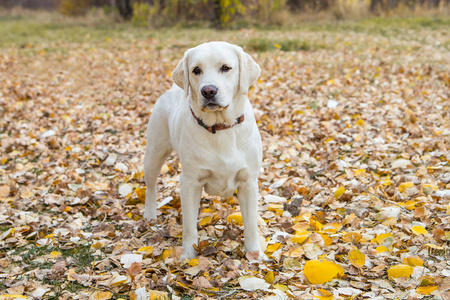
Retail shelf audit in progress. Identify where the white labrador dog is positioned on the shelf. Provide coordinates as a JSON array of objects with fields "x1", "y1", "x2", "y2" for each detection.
[{"x1": 143, "y1": 41, "x2": 264, "y2": 260}]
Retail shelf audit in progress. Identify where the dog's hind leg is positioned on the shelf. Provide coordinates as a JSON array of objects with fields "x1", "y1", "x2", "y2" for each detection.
[{"x1": 143, "y1": 114, "x2": 172, "y2": 221}]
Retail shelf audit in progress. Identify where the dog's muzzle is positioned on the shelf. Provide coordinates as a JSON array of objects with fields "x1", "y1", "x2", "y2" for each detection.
[{"x1": 201, "y1": 85, "x2": 224, "y2": 111}]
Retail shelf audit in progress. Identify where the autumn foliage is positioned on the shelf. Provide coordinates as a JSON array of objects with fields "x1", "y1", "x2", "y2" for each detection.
[{"x1": 0, "y1": 15, "x2": 449, "y2": 300}]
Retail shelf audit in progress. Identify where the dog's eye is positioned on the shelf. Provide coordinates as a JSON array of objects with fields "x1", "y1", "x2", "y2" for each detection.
[
  {"x1": 192, "y1": 67, "x2": 202, "y2": 75},
  {"x1": 221, "y1": 65, "x2": 231, "y2": 72}
]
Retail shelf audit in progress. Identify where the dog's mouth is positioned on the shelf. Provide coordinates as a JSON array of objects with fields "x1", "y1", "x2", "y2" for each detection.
[
  {"x1": 201, "y1": 101, "x2": 227, "y2": 112},
  {"x1": 205, "y1": 103, "x2": 220, "y2": 111}
]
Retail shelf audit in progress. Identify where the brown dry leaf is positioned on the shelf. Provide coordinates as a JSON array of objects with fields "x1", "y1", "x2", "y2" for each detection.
[
  {"x1": 192, "y1": 276, "x2": 214, "y2": 289},
  {"x1": 0, "y1": 185, "x2": 10, "y2": 198}
]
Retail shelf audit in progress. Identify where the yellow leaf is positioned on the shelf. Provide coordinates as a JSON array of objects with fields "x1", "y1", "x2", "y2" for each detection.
[
  {"x1": 188, "y1": 258, "x2": 198, "y2": 266},
  {"x1": 273, "y1": 284, "x2": 288, "y2": 291},
  {"x1": 424, "y1": 243, "x2": 443, "y2": 250},
  {"x1": 291, "y1": 229, "x2": 311, "y2": 244},
  {"x1": 49, "y1": 251, "x2": 61, "y2": 259},
  {"x1": 334, "y1": 186, "x2": 345, "y2": 199},
  {"x1": 375, "y1": 233, "x2": 393, "y2": 244},
  {"x1": 355, "y1": 119, "x2": 364, "y2": 126},
  {"x1": 265, "y1": 271, "x2": 275, "y2": 284},
  {"x1": 412, "y1": 225, "x2": 428, "y2": 235},
  {"x1": 314, "y1": 288, "x2": 333, "y2": 300},
  {"x1": 404, "y1": 200, "x2": 416, "y2": 210},
  {"x1": 199, "y1": 216, "x2": 212, "y2": 227},
  {"x1": 161, "y1": 249, "x2": 171, "y2": 260},
  {"x1": 375, "y1": 245, "x2": 389, "y2": 253},
  {"x1": 268, "y1": 204, "x2": 284, "y2": 215},
  {"x1": 310, "y1": 219, "x2": 323, "y2": 231},
  {"x1": 0, "y1": 296, "x2": 28, "y2": 300},
  {"x1": 91, "y1": 242, "x2": 103, "y2": 249},
  {"x1": 149, "y1": 290, "x2": 169, "y2": 300},
  {"x1": 91, "y1": 291, "x2": 113, "y2": 300},
  {"x1": 416, "y1": 286, "x2": 438, "y2": 295},
  {"x1": 2, "y1": 228, "x2": 15, "y2": 239},
  {"x1": 317, "y1": 288, "x2": 333, "y2": 296},
  {"x1": 354, "y1": 168, "x2": 365, "y2": 175},
  {"x1": 323, "y1": 223, "x2": 342, "y2": 233},
  {"x1": 320, "y1": 233, "x2": 332, "y2": 246},
  {"x1": 266, "y1": 243, "x2": 282, "y2": 253},
  {"x1": 303, "y1": 260, "x2": 344, "y2": 284},
  {"x1": 314, "y1": 296, "x2": 333, "y2": 300},
  {"x1": 227, "y1": 212, "x2": 243, "y2": 225},
  {"x1": 387, "y1": 264, "x2": 413, "y2": 279},
  {"x1": 137, "y1": 246, "x2": 153, "y2": 257},
  {"x1": 398, "y1": 182, "x2": 414, "y2": 192},
  {"x1": 381, "y1": 175, "x2": 392, "y2": 186},
  {"x1": 348, "y1": 249, "x2": 365, "y2": 268},
  {"x1": 286, "y1": 246, "x2": 303, "y2": 258},
  {"x1": 403, "y1": 255, "x2": 424, "y2": 267}
]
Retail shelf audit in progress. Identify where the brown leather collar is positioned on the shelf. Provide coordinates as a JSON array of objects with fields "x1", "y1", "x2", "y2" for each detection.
[{"x1": 190, "y1": 107, "x2": 244, "y2": 134}]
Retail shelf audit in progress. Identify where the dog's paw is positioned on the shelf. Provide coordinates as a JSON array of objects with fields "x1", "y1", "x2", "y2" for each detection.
[
  {"x1": 246, "y1": 250, "x2": 269, "y2": 262},
  {"x1": 180, "y1": 247, "x2": 198, "y2": 261},
  {"x1": 143, "y1": 210, "x2": 157, "y2": 222},
  {"x1": 259, "y1": 252, "x2": 270, "y2": 262}
]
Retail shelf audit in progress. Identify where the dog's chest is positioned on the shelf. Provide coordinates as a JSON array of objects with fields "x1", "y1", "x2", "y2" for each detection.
[
  {"x1": 186, "y1": 146, "x2": 254, "y2": 198},
  {"x1": 199, "y1": 163, "x2": 248, "y2": 198}
]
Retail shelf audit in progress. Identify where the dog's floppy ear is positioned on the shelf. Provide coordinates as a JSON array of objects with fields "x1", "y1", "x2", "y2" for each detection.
[
  {"x1": 234, "y1": 45, "x2": 261, "y2": 95},
  {"x1": 172, "y1": 49, "x2": 190, "y2": 98}
]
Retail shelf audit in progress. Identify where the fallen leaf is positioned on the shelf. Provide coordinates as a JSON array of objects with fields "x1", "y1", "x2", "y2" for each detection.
[
  {"x1": 227, "y1": 212, "x2": 243, "y2": 225},
  {"x1": 348, "y1": 249, "x2": 365, "y2": 268},
  {"x1": 387, "y1": 264, "x2": 413, "y2": 279},
  {"x1": 416, "y1": 286, "x2": 438, "y2": 295},
  {"x1": 411, "y1": 225, "x2": 428, "y2": 235},
  {"x1": 239, "y1": 276, "x2": 270, "y2": 291},
  {"x1": 120, "y1": 254, "x2": 143, "y2": 268},
  {"x1": 90, "y1": 291, "x2": 113, "y2": 300},
  {"x1": 403, "y1": 255, "x2": 424, "y2": 267},
  {"x1": 334, "y1": 186, "x2": 345, "y2": 199},
  {"x1": 303, "y1": 259, "x2": 344, "y2": 284}
]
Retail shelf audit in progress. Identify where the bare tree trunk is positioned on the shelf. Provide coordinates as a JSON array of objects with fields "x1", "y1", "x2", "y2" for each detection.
[
  {"x1": 115, "y1": 0, "x2": 133, "y2": 20},
  {"x1": 370, "y1": 0, "x2": 381, "y2": 12}
]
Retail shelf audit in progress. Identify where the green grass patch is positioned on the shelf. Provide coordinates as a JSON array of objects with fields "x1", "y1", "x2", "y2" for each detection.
[
  {"x1": 9, "y1": 243, "x2": 99, "y2": 272},
  {"x1": 244, "y1": 37, "x2": 325, "y2": 52},
  {"x1": 1, "y1": 11, "x2": 448, "y2": 49},
  {"x1": 0, "y1": 226, "x2": 11, "y2": 232}
]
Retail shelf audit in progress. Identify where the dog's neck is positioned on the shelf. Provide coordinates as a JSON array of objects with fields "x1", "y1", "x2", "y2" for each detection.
[
  {"x1": 190, "y1": 107, "x2": 244, "y2": 134},
  {"x1": 189, "y1": 94, "x2": 247, "y2": 128}
]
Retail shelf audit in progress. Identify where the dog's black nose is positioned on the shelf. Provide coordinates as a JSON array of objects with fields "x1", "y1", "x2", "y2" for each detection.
[{"x1": 201, "y1": 85, "x2": 218, "y2": 99}]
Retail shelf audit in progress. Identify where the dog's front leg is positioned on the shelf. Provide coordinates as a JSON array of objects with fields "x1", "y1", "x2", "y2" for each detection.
[
  {"x1": 180, "y1": 175, "x2": 202, "y2": 260},
  {"x1": 238, "y1": 180, "x2": 267, "y2": 260}
]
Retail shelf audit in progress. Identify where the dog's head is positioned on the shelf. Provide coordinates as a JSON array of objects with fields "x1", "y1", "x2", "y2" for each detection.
[{"x1": 172, "y1": 42, "x2": 260, "y2": 112}]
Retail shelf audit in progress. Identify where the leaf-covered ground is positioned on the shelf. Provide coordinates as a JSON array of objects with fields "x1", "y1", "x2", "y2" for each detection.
[{"x1": 0, "y1": 16, "x2": 449, "y2": 300}]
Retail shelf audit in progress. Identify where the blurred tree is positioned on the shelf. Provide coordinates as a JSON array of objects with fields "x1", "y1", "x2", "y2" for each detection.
[{"x1": 115, "y1": 0, "x2": 133, "y2": 20}]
